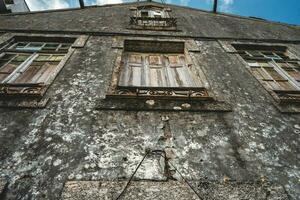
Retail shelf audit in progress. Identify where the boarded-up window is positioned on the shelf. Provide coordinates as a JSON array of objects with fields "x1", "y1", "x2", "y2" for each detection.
[
  {"x1": 110, "y1": 40, "x2": 211, "y2": 100},
  {"x1": 0, "y1": 39, "x2": 74, "y2": 96},
  {"x1": 119, "y1": 53, "x2": 203, "y2": 88},
  {"x1": 233, "y1": 44, "x2": 300, "y2": 102}
]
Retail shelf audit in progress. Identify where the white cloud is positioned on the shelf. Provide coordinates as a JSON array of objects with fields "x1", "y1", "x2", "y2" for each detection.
[
  {"x1": 26, "y1": 0, "x2": 125, "y2": 11},
  {"x1": 96, "y1": 0, "x2": 123, "y2": 5},
  {"x1": 219, "y1": 0, "x2": 234, "y2": 12},
  {"x1": 26, "y1": 0, "x2": 71, "y2": 11},
  {"x1": 179, "y1": 0, "x2": 191, "y2": 6}
]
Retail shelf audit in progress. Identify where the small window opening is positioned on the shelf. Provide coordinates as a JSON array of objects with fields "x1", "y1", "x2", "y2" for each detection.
[
  {"x1": 141, "y1": 11, "x2": 149, "y2": 18},
  {"x1": 0, "y1": 37, "x2": 75, "y2": 97},
  {"x1": 233, "y1": 44, "x2": 300, "y2": 103},
  {"x1": 129, "y1": 5, "x2": 177, "y2": 30}
]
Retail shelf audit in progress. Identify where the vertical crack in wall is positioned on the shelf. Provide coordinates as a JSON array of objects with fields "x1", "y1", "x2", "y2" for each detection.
[{"x1": 160, "y1": 116, "x2": 176, "y2": 180}]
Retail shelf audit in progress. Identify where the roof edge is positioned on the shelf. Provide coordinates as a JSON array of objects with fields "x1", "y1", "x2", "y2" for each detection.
[
  {"x1": 0, "y1": 1, "x2": 299, "y2": 29},
  {"x1": 2, "y1": 28, "x2": 300, "y2": 44}
]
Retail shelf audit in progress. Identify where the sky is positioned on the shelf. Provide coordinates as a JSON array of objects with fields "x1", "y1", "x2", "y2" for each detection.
[{"x1": 24, "y1": 0, "x2": 300, "y2": 25}]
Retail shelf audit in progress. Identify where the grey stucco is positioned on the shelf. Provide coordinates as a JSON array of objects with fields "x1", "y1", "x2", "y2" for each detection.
[{"x1": 0, "y1": 2, "x2": 299, "y2": 200}]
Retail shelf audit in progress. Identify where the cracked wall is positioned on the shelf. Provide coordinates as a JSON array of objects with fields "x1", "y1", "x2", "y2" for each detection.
[{"x1": 0, "y1": 35, "x2": 299, "y2": 199}]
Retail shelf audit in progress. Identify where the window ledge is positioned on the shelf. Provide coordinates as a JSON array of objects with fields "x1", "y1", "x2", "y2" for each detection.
[
  {"x1": 274, "y1": 101, "x2": 300, "y2": 113},
  {"x1": 0, "y1": 97, "x2": 49, "y2": 108},
  {"x1": 96, "y1": 98, "x2": 232, "y2": 112}
]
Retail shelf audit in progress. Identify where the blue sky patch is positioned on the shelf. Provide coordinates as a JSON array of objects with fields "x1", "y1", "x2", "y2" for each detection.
[{"x1": 25, "y1": 0, "x2": 300, "y2": 25}]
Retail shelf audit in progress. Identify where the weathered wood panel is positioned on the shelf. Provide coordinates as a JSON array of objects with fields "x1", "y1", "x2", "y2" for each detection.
[{"x1": 119, "y1": 52, "x2": 203, "y2": 88}]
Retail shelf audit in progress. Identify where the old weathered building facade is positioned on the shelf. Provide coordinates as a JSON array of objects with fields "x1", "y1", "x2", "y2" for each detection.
[{"x1": 0, "y1": 1, "x2": 299, "y2": 199}]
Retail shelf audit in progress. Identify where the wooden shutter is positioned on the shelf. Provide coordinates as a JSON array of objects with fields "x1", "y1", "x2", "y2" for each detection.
[
  {"x1": 0, "y1": 53, "x2": 18, "y2": 82},
  {"x1": 248, "y1": 61, "x2": 297, "y2": 91},
  {"x1": 119, "y1": 53, "x2": 204, "y2": 88},
  {"x1": 147, "y1": 54, "x2": 167, "y2": 87},
  {"x1": 13, "y1": 54, "x2": 62, "y2": 84},
  {"x1": 119, "y1": 53, "x2": 143, "y2": 87},
  {"x1": 277, "y1": 62, "x2": 300, "y2": 82},
  {"x1": 166, "y1": 54, "x2": 202, "y2": 87}
]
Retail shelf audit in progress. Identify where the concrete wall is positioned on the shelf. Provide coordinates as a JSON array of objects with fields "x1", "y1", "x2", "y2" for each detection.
[{"x1": 0, "y1": 2, "x2": 299, "y2": 199}]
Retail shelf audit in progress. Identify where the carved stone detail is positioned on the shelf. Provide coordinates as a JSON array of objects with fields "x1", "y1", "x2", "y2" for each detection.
[
  {"x1": 109, "y1": 87, "x2": 212, "y2": 100},
  {"x1": 0, "y1": 84, "x2": 46, "y2": 96}
]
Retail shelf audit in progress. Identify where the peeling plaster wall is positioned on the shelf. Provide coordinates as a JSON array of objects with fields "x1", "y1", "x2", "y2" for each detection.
[
  {"x1": 0, "y1": 36, "x2": 299, "y2": 200},
  {"x1": 0, "y1": 2, "x2": 300, "y2": 199}
]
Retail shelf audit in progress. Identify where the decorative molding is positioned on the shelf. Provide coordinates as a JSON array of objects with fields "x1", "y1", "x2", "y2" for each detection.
[
  {"x1": 0, "y1": 84, "x2": 47, "y2": 97},
  {"x1": 107, "y1": 86, "x2": 213, "y2": 100},
  {"x1": 106, "y1": 38, "x2": 216, "y2": 102},
  {"x1": 128, "y1": 5, "x2": 177, "y2": 31},
  {"x1": 96, "y1": 98, "x2": 231, "y2": 112},
  {"x1": 275, "y1": 91, "x2": 300, "y2": 103}
]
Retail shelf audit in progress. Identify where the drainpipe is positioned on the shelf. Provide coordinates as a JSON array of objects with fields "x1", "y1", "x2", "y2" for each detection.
[
  {"x1": 79, "y1": 0, "x2": 84, "y2": 9},
  {"x1": 213, "y1": 0, "x2": 218, "y2": 13},
  {"x1": 0, "y1": 0, "x2": 10, "y2": 14}
]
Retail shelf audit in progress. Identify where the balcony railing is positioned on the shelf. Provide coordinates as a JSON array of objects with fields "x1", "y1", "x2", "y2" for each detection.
[
  {"x1": 107, "y1": 86, "x2": 212, "y2": 100},
  {"x1": 130, "y1": 16, "x2": 177, "y2": 29}
]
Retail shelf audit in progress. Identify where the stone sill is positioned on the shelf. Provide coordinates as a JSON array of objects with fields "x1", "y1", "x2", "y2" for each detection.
[
  {"x1": 96, "y1": 98, "x2": 232, "y2": 112},
  {"x1": 0, "y1": 97, "x2": 49, "y2": 108}
]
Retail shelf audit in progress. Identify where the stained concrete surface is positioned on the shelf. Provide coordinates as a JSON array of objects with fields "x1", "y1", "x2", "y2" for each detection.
[
  {"x1": 62, "y1": 180, "x2": 289, "y2": 200},
  {"x1": 0, "y1": 36, "x2": 299, "y2": 200},
  {"x1": 62, "y1": 181, "x2": 199, "y2": 200},
  {"x1": 0, "y1": 2, "x2": 299, "y2": 200},
  {"x1": 0, "y1": 178, "x2": 7, "y2": 197}
]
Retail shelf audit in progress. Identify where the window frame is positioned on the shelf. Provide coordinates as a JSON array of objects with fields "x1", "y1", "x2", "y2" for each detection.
[
  {"x1": 0, "y1": 36, "x2": 76, "y2": 98},
  {"x1": 129, "y1": 5, "x2": 177, "y2": 31},
  {"x1": 107, "y1": 39, "x2": 213, "y2": 101},
  {"x1": 233, "y1": 44, "x2": 300, "y2": 103}
]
